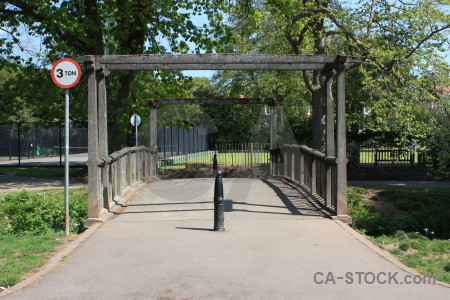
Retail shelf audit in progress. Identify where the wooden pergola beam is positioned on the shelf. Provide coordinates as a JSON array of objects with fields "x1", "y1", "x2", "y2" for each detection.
[
  {"x1": 75, "y1": 54, "x2": 361, "y2": 71},
  {"x1": 144, "y1": 98, "x2": 281, "y2": 106}
]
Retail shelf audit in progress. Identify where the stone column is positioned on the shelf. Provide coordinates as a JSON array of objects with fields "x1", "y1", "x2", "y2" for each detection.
[
  {"x1": 149, "y1": 103, "x2": 158, "y2": 178},
  {"x1": 325, "y1": 71, "x2": 335, "y2": 207},
  {"x1": 269, "y1": 104, "x2": 278, "y2": 175},
  {"x1": 336, "y1": 67, "x2": 351, "y2": 223},
  {"x1": 97, "y1": 67, "x2": 110, "y2": 211},
  {"x1": 86, "y1": 60, "x2": 101, "y2": 224}
]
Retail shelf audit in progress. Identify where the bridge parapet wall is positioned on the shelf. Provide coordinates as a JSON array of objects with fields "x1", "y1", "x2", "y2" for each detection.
[
  {"x1": 271, "y1": 145, "x2": 350, "y2": 223},
  {"x1": 85, "y1": 146, "x2": 157, "y2": 227}
]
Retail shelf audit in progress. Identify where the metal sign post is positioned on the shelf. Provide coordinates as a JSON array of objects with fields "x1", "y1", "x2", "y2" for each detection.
[
  {"x1": 130, "y1": 114, "x2": 141, "y2": 178},
  {"x1": 51, "y1": 58, "x2": 82, "y2": 236},
  {"x1": 130, "y1": 114, "x2": 141, "y2": 147},
  {"x1": 64, "y1": 89, "x2": 70, "y2": 235}
]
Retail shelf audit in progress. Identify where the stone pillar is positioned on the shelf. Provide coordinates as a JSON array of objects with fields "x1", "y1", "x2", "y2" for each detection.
[
  {"x1": 149, "y1": 103, "x2": 158, "y2": 178},
  {"x1": 325, "y1": 71, "x2": 335, "y2": 207},
  {"x1": 269, "y1": 104, "x2": 278, "y2": 175},
  {"x1": 336, "y1": 67, "x2": 351, "y2": 223},
  {"x1": 97, "y1": 67, "x2": 110, "y2": 211},
  {"x1": 270, "y1": 104, "x2": 278, "y2": 149},
  {"x1": 86, "y1": 60, "x2": 101, "y2": 223}
]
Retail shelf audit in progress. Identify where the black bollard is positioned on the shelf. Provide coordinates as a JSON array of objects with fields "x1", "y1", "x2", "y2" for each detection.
[
  {"x1": 213, "y1": 153, "x2": 218, "y2": 173},
  {"x1": 214, "y1": 170, "x2": 225, "y2": 231}
]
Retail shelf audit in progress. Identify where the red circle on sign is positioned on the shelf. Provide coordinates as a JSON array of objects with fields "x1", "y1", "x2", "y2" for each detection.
[{"x1": 51, "y1": 58, "x2": 82, "y2": 88}]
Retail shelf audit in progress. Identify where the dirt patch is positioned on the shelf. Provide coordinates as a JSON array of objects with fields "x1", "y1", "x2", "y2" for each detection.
[
  {"x1": 360, "y1": 189, "x2": 409, "y2": 220},
  {"x1": 55, "y1": 234, "x2": 79, "y2": 252}
]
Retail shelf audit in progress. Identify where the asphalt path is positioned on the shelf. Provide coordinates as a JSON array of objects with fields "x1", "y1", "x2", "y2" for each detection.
[{"x1": 2, "y1": 178, "x2": 448, "y2": 299}]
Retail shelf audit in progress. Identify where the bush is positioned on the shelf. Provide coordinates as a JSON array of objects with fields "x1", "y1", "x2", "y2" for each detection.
[
  {"x1": 0, "y1": 189, "x2": 88, "y2": 235},
  {"x1": 348, "y1": 187, "x2": 450, "y2": 239},
  {"x1": 348, "y1": 187, "x2": 397, "y2": 236}
]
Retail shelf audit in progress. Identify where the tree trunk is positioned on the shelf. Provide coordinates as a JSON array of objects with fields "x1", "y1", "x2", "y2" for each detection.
[
  {"x1": 108, "y1": 72, "x2": 135, "y2": 152},
  {"x1": 311, "y1": 86, "x2": 326, "y2": 152}
]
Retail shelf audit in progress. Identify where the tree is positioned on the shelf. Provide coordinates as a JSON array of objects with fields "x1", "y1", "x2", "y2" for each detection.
[
  {"x1": 1, "y1": 0, "x2": 231, "y2": 149},
  {"x1": 229, "y1": 0, "x2": 450, "y2": 151}
]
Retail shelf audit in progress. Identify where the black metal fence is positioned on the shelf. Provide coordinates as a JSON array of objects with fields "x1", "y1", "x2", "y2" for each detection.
[
  {"x1": 157, "y1": 138, "x2": 270, "y2": 171},
  {"x1": 0, "y1": 122, "x2": 88, "y2": 166},
  {"x1": 157, "y1": 125, "x2": 208, "y2": 158},
  {"x1": 347, "y1": 145, "x2": 431, "y2": 168}
]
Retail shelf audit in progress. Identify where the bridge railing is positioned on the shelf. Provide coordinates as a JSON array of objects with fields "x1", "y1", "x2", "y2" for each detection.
[
  {"x1": 271, "y1": 145, "x2": 339, "y2": 215},
  {"x1": 96, "y1": 146, "x2": 156, "y2": 213}
]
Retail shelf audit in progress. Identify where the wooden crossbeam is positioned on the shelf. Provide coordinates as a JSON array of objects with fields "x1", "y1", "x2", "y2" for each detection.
[
  {"x1": 75, "y1": 54, "x2": 361, "y2": 71},
  {"x1": 144, "y1": 98, "x2": 281, "y2": 106}
]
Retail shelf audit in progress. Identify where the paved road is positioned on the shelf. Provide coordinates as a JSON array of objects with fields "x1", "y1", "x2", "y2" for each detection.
[
  {"x1": 1, "y1": 173, "x2": 448, "y2": 193},
  {"x1": 348, "y1": 180, "x2": 450, "y2": 188},
  {"x1": 0, "y1": 154, "x2": 87, "y2": 167},
  {"x1": 0, "y1": 175, "x2": 87, "y2": 192},
  {"x1": 2, "y1": 178, "x2": 448, "y2": 299}
]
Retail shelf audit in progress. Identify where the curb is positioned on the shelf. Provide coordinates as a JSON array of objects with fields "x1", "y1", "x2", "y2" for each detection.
[{"x1": 334, "y1": 220, "x2": 450, "y2": 289}]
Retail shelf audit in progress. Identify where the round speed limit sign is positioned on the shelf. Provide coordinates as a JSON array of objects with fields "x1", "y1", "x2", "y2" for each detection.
[{"x1": 51, "y1": 58, "x2": 82, "y2": 88}]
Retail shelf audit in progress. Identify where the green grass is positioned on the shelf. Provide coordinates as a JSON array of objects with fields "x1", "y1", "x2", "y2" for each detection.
[
  {"x1": 0, "y1": 167, "x2": 86, "y2": 178},
  {"x1": 159, "y1": 152, "x2": 270, "y2": 169},
  {"x1": 0, "y1": 187, "x2": 88, "y2": 287},
  {"x1": 0, "y1": 232, "x2": 65, "y2": 288},
  {"x1": 348, "y1": 186, "x2": 450, "y2": 283},
  {"x1": 371, "y1": 232, "x2": 450, "y2": 283}
]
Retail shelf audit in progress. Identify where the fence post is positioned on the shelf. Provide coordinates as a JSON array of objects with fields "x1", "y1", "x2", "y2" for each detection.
[
  {"x1": 290, "y1": 146, "x2": 295, "y2": 182},
  {"x1": 110, "y1": 162, "x2": 116, "y2": 206},
  {"x1": 299, "y1": 148, "x2": 304, "y2": 186},
  {"x1": 117, "y1": 157, "x2": 123, "y2": 197},
  {"x1": 127, "y1": 151, "x2": 132, "y2": 187},
  {"x1": 18, "y1": 124, "x2": 21, "y2": 166},
  {"x1": 311, "y1": 156, "x2": 317, "y2": 195}
]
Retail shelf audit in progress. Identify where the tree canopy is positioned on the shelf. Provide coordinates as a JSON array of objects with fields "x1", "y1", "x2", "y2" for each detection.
[{"x1": 0, "y1": 0, "x2": 231, "y2": 148}]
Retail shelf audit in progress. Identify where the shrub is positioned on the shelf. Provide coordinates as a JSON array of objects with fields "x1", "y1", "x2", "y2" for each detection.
[
  {"x1": 0, "y1": 189, "x2": 88, "y2": 235},
  {"x1": 348, "y1": 187, "x2": 397, "y2": 236},
  {"x1": 349, "y1": 187, "x2": 450, "y2": 239}
]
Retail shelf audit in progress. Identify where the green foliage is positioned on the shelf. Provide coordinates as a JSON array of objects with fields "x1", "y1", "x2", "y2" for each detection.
[
  {"x1": 381, "y1": 188, "x2": 450, "y2": 238},
  {"x1": 424, "y1": 120, "x2": 450, "y2": 178},
  {"x1": 227, "y1": 0, "x2": 449, "y2": 162},
  {"x1": 349, "y1": 187, "x2": 450, "y2": 239},
  {"x1": 0, "y1": 188, "x2": 88, "y2": 235},
  {"x1": 348, "y1": 187, "x2": 398, "y2": 236},
  {"x1": 1, "y1": 0, "x2": 232, "y2": 147},
  {"x1": 351, "y1": 186, "x2": 450, "y2": 283},
  {"x1": 372, "y1": 231, "x2": 450, "y2": 283}
]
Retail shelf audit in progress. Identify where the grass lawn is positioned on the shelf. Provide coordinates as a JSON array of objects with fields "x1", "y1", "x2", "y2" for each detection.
[
  {"x1": 0, "y1": 233, "x2": 69, "y2": 288},
  {"x1": 348, "y1": 186, "x2": 450, "y2": 284},
  {"x1": 159, "y1": 152, "x2": 270, "y2": 169},
  {"x1": 370, "y1": 232, "x2": 450, "y2": 283},
  {"x1": 0, "y1": 167, "x2": 86, "y2": 178},
  {"x1": 0, "y1": 188, "x2": 88, "y2": 288}
]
